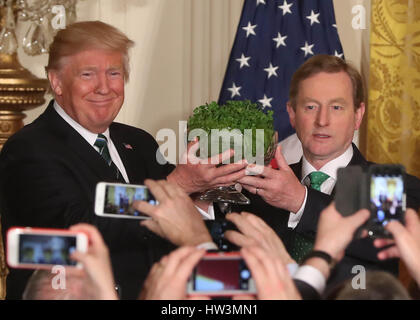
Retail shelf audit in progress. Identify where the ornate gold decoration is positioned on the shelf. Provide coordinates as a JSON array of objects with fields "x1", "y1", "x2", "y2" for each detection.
[
  {"x1": 365, "y1": 0, "x2": 420, "y2": 180},
  {"x1": 364, "y1": 0, "x2": 420, "y2": 290}
]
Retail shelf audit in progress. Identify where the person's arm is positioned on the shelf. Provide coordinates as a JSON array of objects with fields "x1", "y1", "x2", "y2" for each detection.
[
  {"x1": 240, "y1": 246, "x2": 301, "y2": 300},
  {"x1": 133, "y1": 179, "x2": 214, "y2": 247},
  {"x1": 294, "y1": 203, "x2": 369, "y2": 296},
  {"x1": 224, "y1": 211, "x2": 295, "y2": 265},
  {"x1": 69, "y1": 223, "x2": 118, "y2": 300},
  {"x1": 374, "y1": 208, "x2": 420, "y2": 286}
]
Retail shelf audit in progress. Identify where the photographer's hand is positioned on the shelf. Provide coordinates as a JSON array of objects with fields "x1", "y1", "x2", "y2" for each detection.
[
  {"x1": 225, "y1": 211, "x2": 295, "y2": 265},
  {"x1": 374, "y1": 208, "x2": 420, "y2": 286},
  {"x1": 69, "y1": 223, "x2": 118, "y2": 300},
  {"x1": 240, "y1": 246, "x2": 301, "y2": 300},
  {"x1": 303, "y1": 203, "x2": 369, "y2": 280},
  {"x1": 139, "y1": 246, "x2": 207, "y2": 300},
  {"x1": 133, "y1": 179, "x2": 213, "y2": 246}
]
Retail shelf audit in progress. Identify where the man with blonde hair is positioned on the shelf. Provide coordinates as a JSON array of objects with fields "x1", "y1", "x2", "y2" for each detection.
[{"x1": 0, "y1": 20, "x2": 245, "y2": 299}]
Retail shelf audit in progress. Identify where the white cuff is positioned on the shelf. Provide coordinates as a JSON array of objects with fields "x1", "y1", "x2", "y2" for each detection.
[
  {"x1": 288, "y1": 186, "x2": 308, "y2": 229},
  {"x1": 195, "y1": 203, "x2": 215, "y2": 220},
  {"x1": 293, "y1": 265, "x2": 326, "y2": 295},
  {"x1": 196, "y1": 242, "x2": 218, "y2": 251},
  {"x1": 287, "y1": 263, "x2": 299, "y2": 277}
]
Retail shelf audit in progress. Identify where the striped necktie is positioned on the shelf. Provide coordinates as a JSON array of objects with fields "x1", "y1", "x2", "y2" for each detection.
[{"x1": 94, "y1": 134, "x2": 122, "y2": 180}]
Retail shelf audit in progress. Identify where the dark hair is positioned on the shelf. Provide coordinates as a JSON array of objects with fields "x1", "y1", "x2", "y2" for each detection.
[{"x1": 289, "y1": 54, "x2": 365, "y2": 110}]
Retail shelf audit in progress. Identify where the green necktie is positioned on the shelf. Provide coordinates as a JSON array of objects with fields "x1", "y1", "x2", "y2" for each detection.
[
  {"x1": 309, "y1": 171, "x2": 330, "y2": 191},
  {"x1": 291, "y1": 171, "x2": 330, "y2": 263},
  {"x1": 94, "y1": 134, "x2": 122, "y2": 180},
  {"x1": 94, "y1": 134, "x2": 112, "y2": 165}
]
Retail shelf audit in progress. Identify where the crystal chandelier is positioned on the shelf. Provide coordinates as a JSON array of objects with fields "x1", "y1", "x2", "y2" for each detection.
[{"x1": 0, "y1": 0, "x2": 78, "y2": 56}]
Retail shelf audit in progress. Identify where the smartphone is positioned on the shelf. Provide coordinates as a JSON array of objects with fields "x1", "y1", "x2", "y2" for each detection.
[
  {"x1": 335, "y1": 164, "x2": 406, "y2": 238},
  {"x1": 187, "y1": 252, "x2": 256, "y2": 297},
  {"x1": 367, "y1": 164, "x2": 406, "y2": 238},
  {"x1": 95, "y1": 182, "x2": 157, "y2": 219},
  {"x1": 7, "y1": 227, "x2": 88, "y2": 269}
]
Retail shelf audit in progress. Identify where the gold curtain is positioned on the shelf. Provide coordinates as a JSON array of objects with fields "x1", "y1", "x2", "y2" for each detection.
[{"x1": 364, "y1": 0, "x2": 420, "y2": 179}]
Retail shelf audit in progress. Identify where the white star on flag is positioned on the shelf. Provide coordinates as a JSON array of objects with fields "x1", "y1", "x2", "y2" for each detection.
[
  {"x1": 256, "y1": 0, "x2": 266, "y2": 5},
  {"x1": 306, "y1": 10, "x2": 320, "y2": 26},
  {"x1": 258, "y1": 95, "x2": 273, "y2": 109},
  {"x1": 236, "y1": 54, "x2": 251, "y2": 69},
  {"x1": 227, "y1": 82, "x2": 241, "y2": 98},
  {"x1": 273, "y1": 32, "x2": 287, "y2": 48},
  {"x1": 242, "y1": 22, "x2": 257, "y2": 37},
  {"x1": 264, "y1": 63, "x2": 279, "y2": 79},
  {"x1": 300, "y1": 41, "x2": 314, "y2": 57},
  {"x1": 334, "y1": 50, "x2": 344, "y2": 59},
  {"x1": 278, "y1": 0, "x2": 293, "y2": 16}
]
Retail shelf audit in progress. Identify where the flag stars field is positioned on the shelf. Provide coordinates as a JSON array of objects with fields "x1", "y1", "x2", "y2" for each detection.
[
  {"x1": 301, "y1": 41, "x2": 315, "y2": 57},
  {"x1": 258, "y1": 95, "x2": 273, "y2": 109},
  {"x1": 219, "y1": 0, "x2": 344, "y2": 141},
  {"x1": 306, "y1": 10, "x2": 320, "y2": 25},
  {"x1": 264, "y1": 63, "x2": 279, "y2": 79},
  {"x1": 242, "y1": 22, "x2": 257, "y2": 37},
  {"x1": 278, "y1": 0, "x2": 293, "y2": 16},
  {"x1": 228, "y1": 82, "x2": 242, "y2": 98},
  {"x1": 273, "y1": 32, "x2": 287, "y2": 48},
  {"x1": 236, "y1": 54, "x2": 251, "y2": 69}
]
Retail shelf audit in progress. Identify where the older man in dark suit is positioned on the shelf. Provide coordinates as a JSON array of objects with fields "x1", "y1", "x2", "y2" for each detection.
[
  {"x1": 231, "y1": 55, "x2": 420, "y2": 295},
  {"x1": 0, "y1": 21, "x2": 246, "y2": 299}
]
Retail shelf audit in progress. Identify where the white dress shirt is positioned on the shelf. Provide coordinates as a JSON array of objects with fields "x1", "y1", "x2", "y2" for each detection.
[
  {"x1": 54, "y1": 101, "x2": 214, "y2": 219},
  {"x1": 54, "y1": 102, "x2": 130, "y2": 182},
  {"x1": 288, "y1": 145, "x2": 354, "y2": 228},
  {"x1": 288, "y1": 144, "x2": 354, "y2": 295}
]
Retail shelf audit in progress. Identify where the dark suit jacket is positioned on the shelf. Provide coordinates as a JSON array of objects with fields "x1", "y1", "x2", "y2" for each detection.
[
  {"x1": 230, "y1": 144, "x2": 420, "y2": 299},
  {"x1": 0, "y1": 101, "x2": 176, "y2": 299}
]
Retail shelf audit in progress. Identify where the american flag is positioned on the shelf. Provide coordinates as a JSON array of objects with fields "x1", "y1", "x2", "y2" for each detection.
[{"x1": 218, "y1": 0, "x2": 344, "y2": 141}]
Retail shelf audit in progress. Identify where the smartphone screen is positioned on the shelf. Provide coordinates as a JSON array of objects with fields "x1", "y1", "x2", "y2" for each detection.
[
  {"x1": 103, "y1": 184, "x2": 156, "y2": 218},
  {"x1": 18, "y1": 234, "x2": 78, "y2": 266},
  {"x1": 370, "y1": 172, "x2": 405, "y2": 229},
  {"x1": 190, "y1": 256, "x2": 255, "y2": 295}
]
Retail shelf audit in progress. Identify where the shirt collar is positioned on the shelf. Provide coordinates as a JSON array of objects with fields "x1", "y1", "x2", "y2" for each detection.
[
  {"x1": 54, "y1": 101, "x2": 110, "y2": 146},
  {"x1": 301, "y1": 145, "x2": 354, "y2": 183}
]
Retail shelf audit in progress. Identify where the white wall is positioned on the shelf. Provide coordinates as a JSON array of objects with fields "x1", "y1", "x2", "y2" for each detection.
[{"x1": 19, "y1": 0, "x2": 370, "y2": 147}]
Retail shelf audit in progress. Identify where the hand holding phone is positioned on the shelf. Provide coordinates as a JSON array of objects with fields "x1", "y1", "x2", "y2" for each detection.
[
  {"x1": 335, "y1": 164, "x2": 406, "y2": 238},
  {"x1": 7, "y1": 227, "x2": 88, "y2": 269},
  {"x1": 95, "y1": 182, "x2": 156, "y2": 219},
  {"x1": 187, "y1": 252, "x2": 256, "y2": 297}
]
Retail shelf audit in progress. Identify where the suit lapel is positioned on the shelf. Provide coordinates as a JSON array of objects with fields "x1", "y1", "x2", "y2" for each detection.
[
  {"x1": 44, "y1": 101, "x2": 121, "y2": 181},
  {"x1": 110, "y1": 124, "x2": 147, "y2": 183},
  {"x1": 289, "y1": 144, "x2": 368, "y2": 198}
]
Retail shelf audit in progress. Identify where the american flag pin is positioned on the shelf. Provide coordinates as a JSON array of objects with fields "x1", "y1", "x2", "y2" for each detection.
[{"x1": 123, "y1": 143, "x2": 133, "y2": 150}]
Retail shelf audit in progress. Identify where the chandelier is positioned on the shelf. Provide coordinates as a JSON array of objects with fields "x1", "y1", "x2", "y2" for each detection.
[{"x1": 0, "y1": 0, "x2": 78, "y2": 56}]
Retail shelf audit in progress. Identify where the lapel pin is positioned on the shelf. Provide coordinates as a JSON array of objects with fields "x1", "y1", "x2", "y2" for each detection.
[{"x1": 123, "y1": 143, "x2": 133, "y2": 150}]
